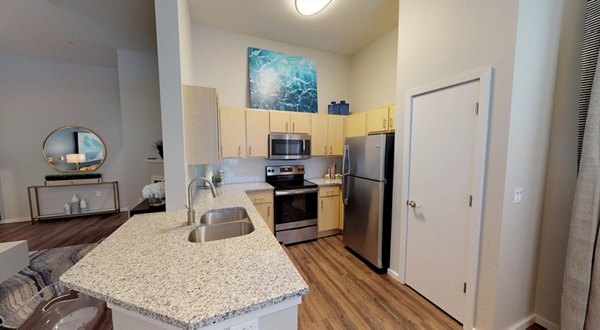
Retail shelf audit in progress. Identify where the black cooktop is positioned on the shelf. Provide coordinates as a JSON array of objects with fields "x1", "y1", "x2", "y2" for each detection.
[{"x1": 268, "y1": 179, "x2": 318, "y2": 191}]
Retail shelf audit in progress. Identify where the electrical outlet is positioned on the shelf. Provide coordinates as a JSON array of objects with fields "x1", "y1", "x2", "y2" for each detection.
[
  {"x1": 96, "y1": 191, "x2": 102, "y2": 197},
  {"x1": 230, "y1": 319, "x2": 258, "y2": 330},
  {"x1": 513, "y1": 187, "x2": 523, "y2": 203}
]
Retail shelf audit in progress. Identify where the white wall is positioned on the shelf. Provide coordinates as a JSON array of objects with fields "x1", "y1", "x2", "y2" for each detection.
[
  {"x1": 189, "y1": 25, "x2": 352, "y2": 113},
  {"x1": 394, "y1": 1, "x2": 519, "y2": 328},
  {"x1": 154, "y1": 0, "x2": 190, "y2": 211},
  {"x1": 534, "y1": 0, "x2": 585, "y2": 325},
  {"x1": 350, "y1": 27, "x2": 398, "y2": 113},
  {"x1": 494, "y1": 0, "x2": 563, "y2": 328},
  {"x1": 0, "y1": 53, "x2": 124, "y2": 221},
  {"x1": 117, "y1": 49, "x2": 162, "y2": 209},
  {"x1": 394, "y1": 1, "x2": 567, "y2": 328}
]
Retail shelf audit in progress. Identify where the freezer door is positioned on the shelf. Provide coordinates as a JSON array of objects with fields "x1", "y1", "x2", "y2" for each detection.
[
  {"x1": 343, "y1": 176, "x2": 385, "y2": 268},
  {"x1": 345, "y1": 135, "x2": 387, "y2": 181}
]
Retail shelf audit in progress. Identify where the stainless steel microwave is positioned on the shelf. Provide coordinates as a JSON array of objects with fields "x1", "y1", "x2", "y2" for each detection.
[{"x1": 269, "y1": 134, "x2": 311, "y2": 160}]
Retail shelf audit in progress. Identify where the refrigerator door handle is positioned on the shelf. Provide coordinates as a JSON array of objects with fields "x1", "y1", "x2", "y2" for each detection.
[
  {"x1": 342, "y1": 145, "x2": 351, "y2": 175},
  {"x1": 342, "y1": 144, "x2": 351, "y2": 205}
]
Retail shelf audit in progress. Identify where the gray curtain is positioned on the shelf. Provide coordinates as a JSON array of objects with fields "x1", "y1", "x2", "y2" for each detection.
[{"x1": 561, "y1": 48, "x2": 600, "y2": 329}]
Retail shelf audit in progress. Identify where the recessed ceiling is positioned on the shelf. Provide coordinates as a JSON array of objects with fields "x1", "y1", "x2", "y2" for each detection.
[
  {"x1": 0, "y1": 0, "x2": 157, "y2": 67},
  {"x1": 188, "y1": 0, "x2": 399, "y2": 56}
]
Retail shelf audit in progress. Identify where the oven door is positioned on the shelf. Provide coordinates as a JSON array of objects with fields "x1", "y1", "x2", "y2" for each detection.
[
  {"x1": 274, "y1": 188, "x2": 318, "y2": 230},
  {"x1": 269, "y1": 134, "x2": 311, "y2": 160}
]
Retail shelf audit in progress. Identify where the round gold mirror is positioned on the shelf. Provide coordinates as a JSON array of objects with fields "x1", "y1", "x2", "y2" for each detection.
[{"x1": 42, "y1": 127, "x2": 106, "y2": 173}]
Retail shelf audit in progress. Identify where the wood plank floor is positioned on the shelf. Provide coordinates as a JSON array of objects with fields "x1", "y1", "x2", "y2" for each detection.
[
  {"x1": 0, "y1": 212, "x2": 128, "y2": 251},
  {"x1": 285, "y1": 235, "x2": 462, "y2": 329}
]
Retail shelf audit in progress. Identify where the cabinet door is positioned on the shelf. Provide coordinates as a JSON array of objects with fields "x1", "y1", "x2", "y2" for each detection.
[
  {"x1": 183, "y1": 86, "x2": 219, "y2": 164},
  {"x1": 220, "y1": 107, "x2": 247, "y2": 158},
  {"x1": 290, "y1": 112, "x2": 312, "y2": 134},
  {"x1": 255, "y1": 203, "x2": 274, "y2": 233},
  {"x1": 246, "y1": 109, "x2": 269, "y2": 158},
  {"x1": 366, "y1": 106, "x2": 390, "y2": 134},
  {"x1": 311, "y1": 114, "x2": 328, "y2": 156},
  {"x1": 269, "y1": 111, "x2": 290, "y2": 133},
  {"x1": 346, "y1": 112, "x2": 366, "y2": 138},
  {"x1": 328, "y1": 115, "x2": 345, "y2": 156},
  {"x1": 318, "y1": 195, "x2": 340, "y2": 233},
  {"x1": 388, "y1": 105, "x2": 396, "y2": 132}
]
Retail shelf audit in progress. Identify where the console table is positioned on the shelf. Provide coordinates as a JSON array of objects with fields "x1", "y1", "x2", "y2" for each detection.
[{"x1": 27, "y1": 181, "x2": 120, "y2": 224}]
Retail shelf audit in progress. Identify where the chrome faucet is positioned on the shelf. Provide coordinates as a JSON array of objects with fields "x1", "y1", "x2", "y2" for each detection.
[{"x1": 187, "y1": 176, "x2": 218, "y2": 225}]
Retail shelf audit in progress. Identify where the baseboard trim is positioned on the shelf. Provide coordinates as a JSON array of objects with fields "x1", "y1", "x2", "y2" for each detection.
[
  {"x1": 510, "y1": 314, "x2": 536, "y2": 330},
  {"x1": 535, "y1": 315, "x2": 559, "y2": 330},
  {"x1": 0, "y1": 217, "x2": 30, "y2": 224},
  {"x1": 509, "y1": 313, "x2": 559, "y2": 330},
  {"x1": 387, "y1": 268, "x2": 404, "y2": 283}
]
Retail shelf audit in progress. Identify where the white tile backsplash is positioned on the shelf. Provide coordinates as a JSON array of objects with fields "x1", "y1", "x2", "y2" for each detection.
[{"x1": 189, "y1": 157, "x2": 342, "y2": 184}]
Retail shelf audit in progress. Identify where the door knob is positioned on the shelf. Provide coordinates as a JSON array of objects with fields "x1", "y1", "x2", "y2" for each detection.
[{"x1": 407, "y1": 200, "x2": 420, "y2": 208}]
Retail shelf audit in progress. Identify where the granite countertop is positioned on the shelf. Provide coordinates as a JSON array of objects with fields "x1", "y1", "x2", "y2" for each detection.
[
  {"x1": 60, "y1": 182, "x2": 308, "y2": 329},
  {"x1": 308, "y1": 178, "x2": 343, "y2": 186}
]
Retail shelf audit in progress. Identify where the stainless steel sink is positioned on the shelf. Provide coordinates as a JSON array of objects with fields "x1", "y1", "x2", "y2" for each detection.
[
  {"x1": 199, "y1": 207, "x2": 248, "y2": 225},
  {"x1": 188, "y1": 220, "x2": 255, "y2": 243}
]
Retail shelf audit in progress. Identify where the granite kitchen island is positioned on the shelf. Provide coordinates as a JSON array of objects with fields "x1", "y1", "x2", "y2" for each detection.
[{"x1": 60, "y1": 183, "x2": 308, "y2": 330}]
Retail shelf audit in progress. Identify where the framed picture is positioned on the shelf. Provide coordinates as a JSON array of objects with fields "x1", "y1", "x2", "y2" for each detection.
[
  {"x1": 248, "y1": 47, "x2": 317, "y2": 113},
  {"x1": 77, "y1": 132, "x2": 104, "y2": 164}
]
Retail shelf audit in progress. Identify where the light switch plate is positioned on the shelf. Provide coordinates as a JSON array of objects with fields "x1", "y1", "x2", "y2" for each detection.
[{"x1": 513, "y1": 187, "x2": 523, "y2": 203}]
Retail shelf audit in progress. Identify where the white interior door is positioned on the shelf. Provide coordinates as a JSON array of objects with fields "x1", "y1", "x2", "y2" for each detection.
[{"x1": 405, "y1": 80, "x2": 480, "y2": 322}]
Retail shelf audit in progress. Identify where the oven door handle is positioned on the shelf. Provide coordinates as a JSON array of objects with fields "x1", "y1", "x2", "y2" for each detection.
[{"x1": 275, "y1": 188, "x2": 319, "y2": 196}]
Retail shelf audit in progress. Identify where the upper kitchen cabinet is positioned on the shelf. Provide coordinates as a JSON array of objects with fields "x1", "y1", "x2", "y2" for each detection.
[
  {"x1": 346, "y1": 112, "x2": 367, "y2": 137},
  {"x1": 246, "y1": 109, "x2": 269, "y2": 158},
  {"x1": 219, "y1": 107, "x2": 247, "y2": 158},
  {"x1": 388, "y1": 105, "x2": 396, "y2": 131},
  {"x1": 269, "y1": 110, "x2": 311, "y2": 134},
  {"x1": 366, "y1": 105, "x2": 396, "y2": 134},
  {"x1": 328, "y1": 115, "x2": 345, "y2": 156},
  {"x1": 183, "y1": 85, "x2": 219, "y2": 165},
  {"x1": 311, "y1": 114, "x2": 328, "y2": 156},
  {"x1": 311, "y1": 114, "x2": 345, "y2": 157}
]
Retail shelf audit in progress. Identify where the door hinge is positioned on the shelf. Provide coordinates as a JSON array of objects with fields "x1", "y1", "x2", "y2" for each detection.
[
  {"x1": 468, "y1": 195, "x2": 473, "y2": 207},
  {"x1": 463, "y1": 282, "x2": 467, "y2": 293},
  {"x1": 475, "y1": 102, "x2": 480, "y2": 115}
]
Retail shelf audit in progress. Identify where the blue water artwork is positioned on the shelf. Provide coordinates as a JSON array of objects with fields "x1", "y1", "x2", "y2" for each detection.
[{"x1": 248, "y1": 47, "x2": 317, "y2": 113}]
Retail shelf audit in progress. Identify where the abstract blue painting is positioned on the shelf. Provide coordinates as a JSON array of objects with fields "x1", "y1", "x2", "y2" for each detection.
[{"x1": 248, "y1": 47, "x2": 317, "y2": 113}]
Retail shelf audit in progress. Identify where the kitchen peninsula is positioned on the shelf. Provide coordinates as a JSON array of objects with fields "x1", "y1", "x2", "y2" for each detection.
[{"x1": 60, "y1": 183, "x2": 308, "y2": 330}]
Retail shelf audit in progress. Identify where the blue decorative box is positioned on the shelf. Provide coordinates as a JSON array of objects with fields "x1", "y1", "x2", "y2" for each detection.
[
  {"x1": 328, "y1": 101, "x2": 339, "y2": 115},
  {"x1": 338, "y1": 100, "x2": 349, "y2": 115}
]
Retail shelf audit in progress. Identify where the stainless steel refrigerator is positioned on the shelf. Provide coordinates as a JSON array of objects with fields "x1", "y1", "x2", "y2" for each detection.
[{"x1": 342, "y1": 134, "x2": 394, "y2": 271}]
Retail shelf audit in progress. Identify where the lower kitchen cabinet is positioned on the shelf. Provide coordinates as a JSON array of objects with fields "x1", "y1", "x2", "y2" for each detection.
[
  {"x1": 247, "y1": 190, "x2": 274, "y2": 233},
  {"x1": 318, "y1": 186, "x2": 341, "y2": 237}
]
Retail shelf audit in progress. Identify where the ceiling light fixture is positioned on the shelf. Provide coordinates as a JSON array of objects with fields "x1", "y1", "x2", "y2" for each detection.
[{"x1": 295, "y1": 0, "x2": 332, "y2": 16}]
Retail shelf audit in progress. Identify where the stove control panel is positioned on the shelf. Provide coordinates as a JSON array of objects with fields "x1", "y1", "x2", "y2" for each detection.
[{"x1": 266, "y1": 165, "x2": 305, "y2": 176}]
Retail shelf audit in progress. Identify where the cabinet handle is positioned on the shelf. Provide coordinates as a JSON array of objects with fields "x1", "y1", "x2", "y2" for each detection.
[
  {"x1": 321, "y1": 200, "x2": 323, "y2": 209},
  {"x1": 383, "y1": 118, "x2": 387, "y2": 129},
  {"x1": 286, "y1": 122, "x2": 289, "y2": 132},
  {"x1": 267, "y1": 206, "x2": 270, "y2": 216},
  {"x1": 330, "y1": 146, "x2": 332, "y2": 155},
  {"x1": 238, "y1": 145, "x2": 241, "y2": 156},
  {"x1": 249, "y1": 145, "x2": 252, "y2": 156},
  {"x1": 324, "y1": 146, "x2": 327, "y2": 154},
  {"x1": 293, "y1": 122, "x2": 295, "y2": 132},
  {"x1": 390, "y1": 118, "x2": 393, "y2": 128}
]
